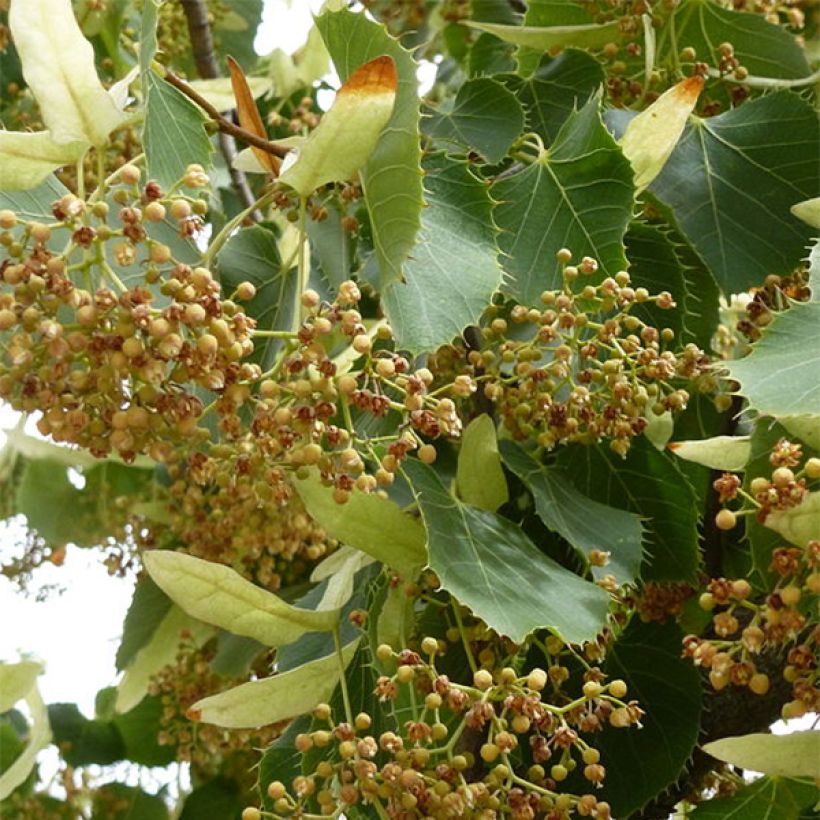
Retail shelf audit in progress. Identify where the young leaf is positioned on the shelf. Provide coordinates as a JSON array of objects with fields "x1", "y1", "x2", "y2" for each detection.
[
  {"x1": 456, "y1": 415, "x2": 508, "y2": 512},
  {"x1": 650, "y1": 91, "x2": 819, "y2": 293},
  {"x1": 226, "y1": 56, "x2": 280, "y2": 175},
  {"x1": 462, "y1": 18, "x2": 622, "y2": 51},
  {"x1": 667, "y1": 436, "x2": 751, "y2": 472},
  {"x1": 382, "y1": 153, "x2": 502, "y2": 354},
  {"x1": 316, "y1": 7, "x2": 423, "y2": 288},
  {"x1": 703, "y1": 731, "x2": 820, "y2": 779},
  {"x1": 494, "y1": 96, "x2": 634, "y2": 306},
  {"x1": 293, "y1": 469, "x2": 426, "y2": 576},
  {"x1": 403, "y1": 459, "x2": 610, "y2": 645},
  {"x1": 279, "y1": 56, "x2": 397, "y2": 197},
  {"x1": 619, "y1": 76, "x2": 703, "y2": 192},
  {"x1": 764, "y1": 492, "x2": 820, "y2": 548},
  {"x1": 143, "y1": 551, "x2": 341, "y2": 648},
  {"x1": 0, "y1": 174, "x2": 70, "y2": 222},
  {"x1": 116, "y1": 605, "x2": 213, "y2": 714},
  {"x1": 423, "y1": 77, "x2": 524, "y2": 163},
  {"x1": 8, "y1": 0, "x2": 127, "y2": 146},
  {"x1": 187, "y1": 640, "x2": 359, "y2": 728},
  {"x1": 500, "y1": 441, "x2": 645, "y2": 585}
]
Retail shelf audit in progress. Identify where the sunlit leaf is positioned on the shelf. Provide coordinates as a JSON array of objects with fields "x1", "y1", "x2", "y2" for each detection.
[
  {"x1": 143, "y1": 551, "x2": 341, "y2": 648},
  {"x1": 0, "y1": 130, "x2": 86, "y2": 191}
]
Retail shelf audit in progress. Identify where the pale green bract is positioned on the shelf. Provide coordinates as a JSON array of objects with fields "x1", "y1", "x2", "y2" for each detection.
[
  {"x1": 456, "y1": 415, "x2": 509, "y2": 512},
  {"x1": 0, "y1": 661, "x2": 51, "y2": 801},
  {"x1": 667, "y1": 436, "x2": 752, "y2": 472},
  {"x1": 764, "y1": 492, "x2": 820, "y2": 548},
  {"x1": 294, "y1": 469, "x2": 427, "y2": 576},
  {"x1": 703, "y1": 731, "x2": 820, "y2": 779},
  {"x1": 143, "y1": 551, "x2": 340, "y2": 648},
  {"x1": 462, "y1": 18, "x2": 622, "y2": 51},
  {"x1": 188, "y1": 640, "x2": 359, "y2": 728}
]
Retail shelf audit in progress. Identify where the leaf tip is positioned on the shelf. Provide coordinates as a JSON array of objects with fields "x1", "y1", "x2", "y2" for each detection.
[
  {"x1": 186, "y1": 707, "x2": 202, "y2": 721},
  {"x1": 340, "y1": 55, "x2": 398, "y2": 96}
]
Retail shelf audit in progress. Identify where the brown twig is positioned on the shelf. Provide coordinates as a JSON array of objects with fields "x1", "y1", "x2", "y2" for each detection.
[
  {"x1": 177, "y1": 0, "x2": 281, "y2": 216},
  {"x1": 163, "y1": 69, "x2": 290, "y2": 161}
]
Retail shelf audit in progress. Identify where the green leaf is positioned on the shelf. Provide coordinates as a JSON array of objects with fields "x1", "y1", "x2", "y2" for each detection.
[
  {"x1": 765, "y1": 492, "x2": 820, "y2": 548},
  {"x1": 704, "y1": 731, "x2": 820, "y2": 779},
  {"x1": 143, "y1": 551, "x2": 340, "y2": 648},
  {"x1": 0, "y1": 174, "x2": 70, "y2": 222},
  {"x1": 306, "y1": 205, "x2": 353, "y2": 292},
  {"x1": 500, "y1": 441, "x2": 645, "y2": 585},
  {"x1": 456, "y1": 415, "x2": 509, "y2": 511},
  {"x1": 462, "y1": 18, "x2": 622, "y2": 51},
  {"x1": 258, "y1": 716, "x2": 312, "y2": 812},
  {"x1": 557, "y1": 437, "x2": 701, "y2": 581},
  {"x1": 494, "y1": 96, "x2": 634, "y2": 306},
  {"x1": 47, "y1": 703, "x2": 125, "y2": 767},
  {"x1": 188, "y1": 639, "x2": 359, "y2": 729},
  {"x1": 111, "y1": 695, "x2": 175, "y2": 768},
  {"x1": 91, "y1": 783, "x2": 169, "y2": 820},
  {"x1": 210, "y1": 631, "x2": 267, "y2": 678},
  {"x1": 116, "y1": 606, "x2": 213, "y2": 714},
  {"x1": 143, "y1": 72, "x2": 213, "y2": 191},
  {"x1": 672, "y1": 0, "x2": 810, "y2": 80},
  {"x1": 383, "y1": 153, "x2": 501, "y2": 354},
  {"x1": 0, "y1": 131, "x2": 86, "y2": 191},
  {"x1": 727, "y1": 244, "x2": 820, "y2": 417},
  {"x1": 294, "y1": 469, "x2": 426, "y2": 576},
  {"x1": 650, "y1": 91, "x2": 819, "y2": 293},
  {"x1": 0, "y1": 661, "x2": 41, "y2": 713},
  {"x1": 212, "y1": 0, "x2": 263, "y2": 71},
  {"x1": 138, "y1": 0, "x2": 160, "y2": 73},
  {"x1": 780, "y1": 416, "x2": 820, "y2": 450},
  {"x1": 502, "y1": 49, "x2": 604, "y2": 145},
  {"x1": 423, "y1": 77, "x2": 524, "y2": 163},
  {"x1": 316, "y1": 8, "x2": 423, "y2": 289},
  {"x1": 667, "y1": 435, "x2": 751, "y2": 472},
  {"x1": 689, "y1": 776, "x2": 818, "y2": 820},
  {"x1": 216, "y1": 225, "x2": 296, "y2": 371},
  {"x1": 180, "y1": 777, "x2": 247, "y2": 820},
  {"x1": 403, "y1": 459, "x2": 610, "y2": 645},
  {"x1": 596, "y1": 618, "x2": 703, "y2": 817},
  {"x1": 116, "y1": 577, "x2": 173, "y2": 672}
]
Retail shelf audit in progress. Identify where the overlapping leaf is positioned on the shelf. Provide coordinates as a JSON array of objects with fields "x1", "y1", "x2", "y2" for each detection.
[
  {"x1": 704, "y1": 731, "x2": 820, "y2": 779},
  {"x1": 500, "y1": 441, "x2": 644, "y2": 585},
  {"x1": 316, "y1": 7, "x2": 423, "y2": 288},
  {"x1": 689, "y1": 776, "x2": 818, "y2": 820},
  {"x1": 494, "y1": 96, "x2": 634, "y2": 306},
  {"x1": 727, "y1": 243, "x2": 820, "y2": 417},
  {"x1": 557, "y1": 438, "x2": 700, "y2": 581},
  {"x1": 650, "y1": 91, "x2": 819, "y2": 294},
  {"x1": 383, "y1": 153, "x2": 502, "y2": 353},
  {"x1": 423, "y1": 77, "x2": 524, "y2": 163},
  {"x1": 403, "y1": 459, "x2": 610, "y2": 645},
  {"x1": 456, "y1": 415, "x2": 508, "y2": 512}
]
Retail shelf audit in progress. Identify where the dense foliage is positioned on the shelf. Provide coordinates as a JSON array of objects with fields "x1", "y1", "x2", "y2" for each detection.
[{"x1": 0, "y1": 0, "x2": 818, "y2": 817}]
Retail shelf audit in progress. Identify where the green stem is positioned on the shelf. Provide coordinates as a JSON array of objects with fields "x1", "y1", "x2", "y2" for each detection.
[
  {"x1": 333, "y1": 626, "x2": 353, "y2": 725},
  {"x1": 452, "y1": 603, "x2": 478, "y2": 674}
]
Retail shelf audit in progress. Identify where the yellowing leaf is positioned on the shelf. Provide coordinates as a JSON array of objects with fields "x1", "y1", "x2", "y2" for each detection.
[
  {"x1": 456, "y1": 415, "x2": 508, "y2": 512},
  {"x1": 620, "y1": 76, "x2": 704, "y2": 192},
  {"x1": 227, "y1": 56, "x2": 280, "y2": 175},
  {"x1": 187, "y1": 76, "x2": 270, "y2": 113},
  {"x1": 0, "y1": 661, "x2": 51, "y2": 801},
  {"x1": 667, "y1": 435, "x2": 751, "y2": 471},
  {"x1": 188, "y1": 640, "x2": 359, "y2": 728},
  {"x1": 279, "y1": 55, "x2": 398, "y2": 197},
  {"x1": 294, "y1": 469, "x2": 427, "y2": 576},
  {"x1": 9, "y1": 0, "x2": 127, "y2": 146},
  {"x1": 143, "y1": 551, "x2": 340, "y2": 647},
  {"x1": 764, "y1": 491, "x2": 820, "y2": 547},
  {"x1": 703, "y1": 731, "x2": 820, "y2": 779},
  {"x1": 0, "y1": 129, "x2": 86, "y2": 191},
  {"x1": 115, "y1": 606, "x2": 213, "y2": 714},
  {"x1": 791, "y1": 197, "x2": 820, "y2": 230}
]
